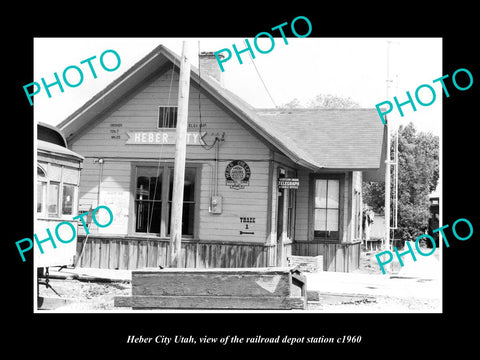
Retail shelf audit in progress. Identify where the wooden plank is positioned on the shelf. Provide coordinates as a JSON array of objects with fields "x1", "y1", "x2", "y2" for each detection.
[
  {"x1": 133, "y1": 267, "x2": 296, "y2": 274},
  {"x1": 119, "y1": 240, "x2": 129, "y2": 270},
  {"x1": 132, "y1": 273, "x2": 292, "y2": 297},
  {"x1": 325, "y1": 244, "x2": 336, "y2": 272},
  {"x1": 138, "y1": 240, "x2": 148, "y2": 268},
  {"x1": 146, "y1": 240, "x2": 157, "y2": 268},
  {"x1": 100, "y1": 239, "x2": 110, "y2": 268},
  {"x1": 109, "y1": 239, "x2": 119, "y2": 269},
  {"x1": 114, "y1": 295, "x2": 306, "y2": 310},
  {"x1": 83, "y1": 237, "x2": 92, "y2": 267},
  {"x1": 127, "y1": 240, "x2": 138, "y2": 270},
  {"x1": 335, "y1": 246, "x2": 345, "y2": 272},
  {"x1": 158, "y1": 241, "x2": 167, "y2": 268}
]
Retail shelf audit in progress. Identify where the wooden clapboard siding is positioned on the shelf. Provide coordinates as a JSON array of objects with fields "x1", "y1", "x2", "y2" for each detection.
[
  {"x1": 70, "y1": 69, "x2": 271, "y2": 161},
  {"x1": 292, "y1": 241, "x2": 361, "y2": 272},
  {"x1": 71, "y1": 67, "x2": 273, "y2": 248},
  {"x1": 76, "y1": 236, "x2": 271, "y2": 270}
]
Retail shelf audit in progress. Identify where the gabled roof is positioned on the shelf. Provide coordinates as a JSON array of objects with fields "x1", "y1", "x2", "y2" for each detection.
[{"x1": 58, "y1": 44, "x2": 386, "y2": 172}]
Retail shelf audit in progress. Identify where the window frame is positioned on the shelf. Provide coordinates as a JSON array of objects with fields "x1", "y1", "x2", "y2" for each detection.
[
  {"x1": 37, "y1": 165, "x2": 47, "y2": 215},
  {"x1": 37, "y1": 163, "x2": 79, "y2": 220},
  {"x1": 309, "y1": 173, "x2": 345, "y2": 243},
  {"x1": 130, "y1": 162, "x2": 200, "y2": 239},
  {"x1": 157, "y1": 106, "x2": 178, "y2": 129}
]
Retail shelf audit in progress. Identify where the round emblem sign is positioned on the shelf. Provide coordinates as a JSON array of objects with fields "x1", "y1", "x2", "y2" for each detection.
[{"x1": 225, "y1": 160, "x2": 251, "y2": 190}]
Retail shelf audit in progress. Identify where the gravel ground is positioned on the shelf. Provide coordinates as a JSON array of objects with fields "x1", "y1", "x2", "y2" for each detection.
[{"x1": 37, "y1": 247, "x2": 442, "y2": 312}]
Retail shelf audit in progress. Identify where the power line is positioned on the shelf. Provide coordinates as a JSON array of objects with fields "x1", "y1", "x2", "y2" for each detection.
[{"x1": 243, "y1": 40, "x2": 277, "y2": 108}]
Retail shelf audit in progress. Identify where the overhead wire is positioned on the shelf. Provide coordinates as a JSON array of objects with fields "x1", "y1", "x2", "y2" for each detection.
[
  {"x1": 244, "y1": 39, "x2": 277, "y2": 108},
  {"x1": 197, "y1": 40, "x2": 219, "y2": 151}
]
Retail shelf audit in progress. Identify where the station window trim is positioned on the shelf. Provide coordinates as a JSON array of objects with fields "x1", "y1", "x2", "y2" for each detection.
[
  {"x1": 308, "y1": 173, "x2": 345, "y2": 243},
  {"x1": 131, "y1": 163, "x2": 199, "y2": 239},
  {"x1": 158, "y1": 106, "x2": 178, "y2": 129}
]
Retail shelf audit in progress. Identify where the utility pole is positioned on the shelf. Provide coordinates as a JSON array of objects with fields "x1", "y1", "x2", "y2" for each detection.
[
  {"x1": 169, "y1": 41, "x2": 191, "y2": 268},
  {"x1": 384, "y1": 41, "x2": 393, "y2": 272}
]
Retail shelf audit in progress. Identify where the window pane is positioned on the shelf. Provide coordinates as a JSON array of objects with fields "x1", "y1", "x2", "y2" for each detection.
[
  {"x1": 184, "y1": 168, "x2": 196, "y2": 201},
  {"x1": 37, "y1": 182, "x2": 46, "y2": 213},
  {"x1": 327, "y1": 179, "x2": 340, "y2": 208},
  {"x1": 37, "y1": 166, "x2": 46, "y2": 178},
  {"x1": 135, "y1": 201, "x2": 149, "y2": 232},
  {"x1": 62, "y1": 184, "x2": 75, "y2": 215},
  {"x1": 315, "y1": 179, "x2": 327, "y2": 208},
  {"x1": 314, "y1": 209, "x2": 326, "y2": 231},
  {"x1": 326, "y1": 209, "x2": 339, "y2": 231},
  {"x1": 135, "y1": 200, "x2": 161, "y2": 233},
  {"x1": 135, "y1": 166, "x2": 163, "y2": 234},
  {"x1": 136, "y1": 176, "x2": 150, "y2": 200},
  {"x1": 47, "y1": 182, "x2": 59, "y2": 216},
  {"x1": 159, "y1": 107, "x2": 178, "y2": 128},
  {"x1": 148, "y1": 201, "x2": 161, "y2": 233},
  {"x1": 136, "y1": 167, "x2": 162, "y2": 201},
  {"x1": 183, "y1": 203, "x2": 195, "y2": 235}
]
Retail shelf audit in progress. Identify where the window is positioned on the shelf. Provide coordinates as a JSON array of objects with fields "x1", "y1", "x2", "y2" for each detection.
[
  {"x1": 37, "y1": 166, "x2": 47, "y2": 214},
  {"x1": 134, "y1": 165, "x2": 196, "y2": 237},
  {"x1": 47, "y1": 182, "x2": 60, "y2": 217},
  {"x1": 135, "y1": 167, "x2": 163, "y2": 233},
  {"x1": 314, "y1": 179, "x2": 340, "y2": 240},
  {"x1": 62, "y1": 184, "x2": 75, "y2": 215},
  {"x1": 37, "y1": 164, "x2": 78, "y2": 218},
  {"x1": 37, "y1": 182, "x2": 46, "y2": 213},
  {"x1": 158, "y1": 106, "x2": 178, "y2": 128}
]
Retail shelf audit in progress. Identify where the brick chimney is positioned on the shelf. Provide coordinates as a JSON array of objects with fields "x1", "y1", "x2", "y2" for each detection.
[{"x1": 199, "y1": 52, "x2": 224, "y2": 85}]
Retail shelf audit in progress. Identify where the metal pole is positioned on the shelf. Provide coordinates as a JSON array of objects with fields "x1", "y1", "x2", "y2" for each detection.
[
  {"x1": 384, "y1": 41, "x2": 392, "y2": 272},
  {"x1": 169, "y1": 41, "x2": 191, "y2": 268}
]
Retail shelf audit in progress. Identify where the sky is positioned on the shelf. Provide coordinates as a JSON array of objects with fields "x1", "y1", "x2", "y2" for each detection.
[{"x1": 33, "y1": 37, "x2": 442, "y2": 135}]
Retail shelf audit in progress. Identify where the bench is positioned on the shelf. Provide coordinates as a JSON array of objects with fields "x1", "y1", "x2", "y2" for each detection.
[{"x1": 114, "y1": 267, "x2": 307, "y2": 310}]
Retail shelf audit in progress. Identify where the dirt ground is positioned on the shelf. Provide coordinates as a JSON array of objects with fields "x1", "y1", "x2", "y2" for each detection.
[
  {"x1": 37, "y1": 246, "x2": 441, "y2": 312},
  {"x1": 38, "y1": 278, "x2": 131, "y2": 311}
]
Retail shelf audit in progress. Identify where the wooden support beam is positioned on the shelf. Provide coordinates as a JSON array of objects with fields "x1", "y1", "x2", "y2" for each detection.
[
  {"x1": 114, "y1": 267, "x2": 307, "y2": 310},
  {"x1": 114, "y1": 295, "x2": 306, "y2": 310}
]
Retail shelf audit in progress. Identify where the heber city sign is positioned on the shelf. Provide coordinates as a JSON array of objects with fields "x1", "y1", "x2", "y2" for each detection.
[{"x1": 126, "y1": 130, "x2": 206, "y2": 145}]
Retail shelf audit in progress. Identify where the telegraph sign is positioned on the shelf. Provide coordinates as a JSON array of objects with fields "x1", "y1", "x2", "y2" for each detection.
[{"x1": 278, "y1": 178, "x2": 299, "y2": 189}]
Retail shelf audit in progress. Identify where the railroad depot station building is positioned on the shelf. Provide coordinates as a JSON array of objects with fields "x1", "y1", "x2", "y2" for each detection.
[{"x1": 55, "y1": 44, "x2": 386, "y2": 272}]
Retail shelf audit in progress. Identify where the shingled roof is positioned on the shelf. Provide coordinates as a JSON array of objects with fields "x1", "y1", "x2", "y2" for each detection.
[
  {"x1": 58, "y1": 44, "x2": 386, "y2": 174},
  {"x1": 255, "y1": 108, "x2": 386, "y2": 170}
]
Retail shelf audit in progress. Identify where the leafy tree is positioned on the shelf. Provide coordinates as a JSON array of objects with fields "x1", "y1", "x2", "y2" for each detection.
[
  {"x1": 281, "y1": 94, "x2": 360, "y2": 109},
  {"x1": 282, "y1": 98, "x2": 302, "y2": 109},
  {"x1": 363, "y1": 122, "x2": 439, "y2": 242},
  {"x1": 306, "y1": 94, "x2": 360, "y2": 109}
]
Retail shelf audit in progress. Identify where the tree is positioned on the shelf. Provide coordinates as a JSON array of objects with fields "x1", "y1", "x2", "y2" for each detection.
[
  {"x1": 363, "y1": 122, "x2": 439, "y2": 242},
  {"x1": 281, "y1": 94, "x2": 360, "y2": 109},
  {"x1": 307, "y1": 94, "x2": 360, "y2": 109}
]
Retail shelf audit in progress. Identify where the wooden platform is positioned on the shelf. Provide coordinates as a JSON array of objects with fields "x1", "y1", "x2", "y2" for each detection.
[{"x1": 114, "y1": 267, "x2": 307, "y2": 310}]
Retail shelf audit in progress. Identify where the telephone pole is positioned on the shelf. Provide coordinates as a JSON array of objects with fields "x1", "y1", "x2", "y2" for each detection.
[
  {"x1": 384, "y1": 40, "x2": 393, "y2": 271},
  {"x1": 169, "y1": 41, "x2": 191, "y2": 267}
]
